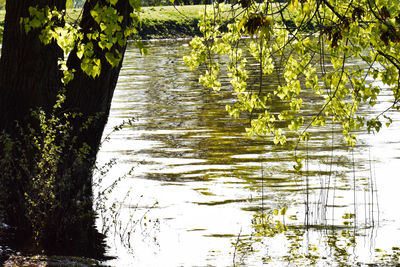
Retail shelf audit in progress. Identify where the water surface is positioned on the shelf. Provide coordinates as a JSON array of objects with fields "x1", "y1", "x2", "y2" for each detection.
[{"x1": 97, "y1": 40, "x2": 400, "y2": 266}]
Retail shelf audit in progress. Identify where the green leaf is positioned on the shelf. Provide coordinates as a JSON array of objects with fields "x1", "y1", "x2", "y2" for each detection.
[
  {"x1": 105, "y1": 51, "x2": 121, "y2": 67},
  {"x1": 30, "y1": 18, "x2": 42, "y2": 28}
]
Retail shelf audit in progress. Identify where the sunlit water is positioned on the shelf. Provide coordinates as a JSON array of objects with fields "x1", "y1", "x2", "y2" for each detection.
[{"x1": 97, "y1": 40, "x2": 400, "y2": 266}]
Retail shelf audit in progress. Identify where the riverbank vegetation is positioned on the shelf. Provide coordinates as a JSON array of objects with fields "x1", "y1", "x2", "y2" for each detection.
[
  {"x1": 138, "y1": 5, "x2": 203, "y2": 38},
  {"x1": 0, "y1": 5, "x2": 205, "y2": 40}
]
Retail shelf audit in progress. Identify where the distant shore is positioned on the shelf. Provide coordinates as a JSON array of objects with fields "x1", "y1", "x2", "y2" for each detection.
[{"x1": 0, "y1": 5, "x2": 204, "y2": 41}]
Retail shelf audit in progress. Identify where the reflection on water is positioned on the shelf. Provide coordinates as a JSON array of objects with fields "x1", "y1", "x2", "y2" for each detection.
[{"x1": 97, "y1": 40, "x2": 400, "y2": 266}]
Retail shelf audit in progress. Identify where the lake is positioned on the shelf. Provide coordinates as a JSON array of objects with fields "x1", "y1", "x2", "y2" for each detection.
[{"x1": 97, "y1": 40, "x2": 400, "y2": 266}]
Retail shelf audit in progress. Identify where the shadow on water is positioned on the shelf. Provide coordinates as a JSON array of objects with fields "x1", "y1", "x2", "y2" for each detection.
[{"x1": 98, "y1": 40, "x2": 400, "y2": 266}]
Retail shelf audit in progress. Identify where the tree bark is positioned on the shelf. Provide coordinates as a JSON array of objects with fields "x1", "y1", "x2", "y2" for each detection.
[
  {"x1": 0, "y1": 0, "x2": 133, "y2": 258},
  {"x1": 0, "y1": 0, "x2": 65, "y2": 131}
]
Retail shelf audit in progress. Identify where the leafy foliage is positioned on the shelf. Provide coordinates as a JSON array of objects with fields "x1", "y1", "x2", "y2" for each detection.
[
  {"x1": 0, "y1": 97, "x2": 92, "y2": 248},
  {"x1": 185, "y1": 0, "x2": 400, "y2": 169},
  {"x1": 20, "y1": 0, "x2": 144, "y2": 78}
]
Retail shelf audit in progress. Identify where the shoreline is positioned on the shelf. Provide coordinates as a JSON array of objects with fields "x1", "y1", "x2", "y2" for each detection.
[{"x1": 138, "y1": 18, "x2": 200, "y2": 40}]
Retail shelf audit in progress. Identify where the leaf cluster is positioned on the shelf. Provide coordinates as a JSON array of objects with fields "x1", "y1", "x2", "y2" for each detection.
[{"x1": 186, "y1": 0, "x2": 400, "y2": 170}]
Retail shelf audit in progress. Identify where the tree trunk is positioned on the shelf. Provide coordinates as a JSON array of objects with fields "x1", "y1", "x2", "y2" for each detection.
[
  {"x1": 0, "y1": 0, "x2": 133, "y2": 258},
  {"x1": 0, "y1": 0, "x2": 65, "y2": 131},
  {"x1": 0, "y1": 0, "x2": 66, "y2": 245}
]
